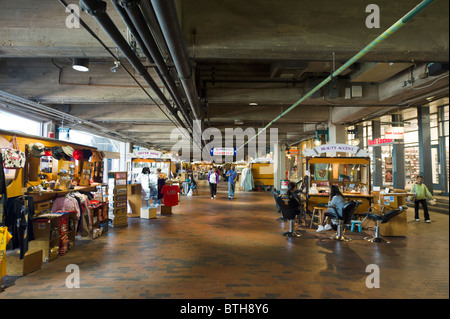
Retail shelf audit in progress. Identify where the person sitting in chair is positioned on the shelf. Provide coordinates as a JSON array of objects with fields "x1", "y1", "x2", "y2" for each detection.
[{"x1": 317, "y1": 185, "x2": 345, "y2": 232}]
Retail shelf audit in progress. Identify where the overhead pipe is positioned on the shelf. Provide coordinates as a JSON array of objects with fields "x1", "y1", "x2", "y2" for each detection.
[
  {"x1": 79, "y1": 0, "x2": 190, "y2": 133},
  {"x1": 114, "y1": 0, "x2": 193, "y2": 128},
  {"x1": 150, "y1": 0, "x2": 202, "y2": 122},
  {"x1": 238, "y1": 0, "x2": 436, "y2": 151}
]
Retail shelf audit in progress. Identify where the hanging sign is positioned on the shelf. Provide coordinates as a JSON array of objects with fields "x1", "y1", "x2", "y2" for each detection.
[
  {"x1": 135, "y1": 149, "x2": 163, "y2": 158},
  {"x1": 368, "y1": 138, "x2": 393, "y2": 146},
  {"x1": 384, "y1": 127, "x2": 404, "y2": 139},
  {"x1": 210, "y1": 147, "x2": 236, "y2": 156},
  {"x1": 302, "y1": 143, "x2": 369, "y2": 157}
]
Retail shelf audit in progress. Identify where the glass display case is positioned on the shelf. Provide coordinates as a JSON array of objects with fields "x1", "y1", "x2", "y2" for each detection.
[{"x1": 129, "y1": 158, "x2": 171, "y2": 204}]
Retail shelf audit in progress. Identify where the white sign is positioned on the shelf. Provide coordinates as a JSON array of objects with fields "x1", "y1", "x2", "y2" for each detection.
[
  {"x1": 135, "y1": 150, "x2": 163, "y2": 158},
  {"x1": 384, "y1": 127, "x2": 404, "y2": 139},
  {"x1": 211, "y1": 147, "x2": 236, "y2": 156},
  {"x1": 302, "y1": 144, "x2": 369, "y2": 157}
]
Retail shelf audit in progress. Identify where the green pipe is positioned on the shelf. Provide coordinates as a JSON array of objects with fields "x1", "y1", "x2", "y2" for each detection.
[{"x1": 238, "y1": 0, "x2": 435, "y2": 151}]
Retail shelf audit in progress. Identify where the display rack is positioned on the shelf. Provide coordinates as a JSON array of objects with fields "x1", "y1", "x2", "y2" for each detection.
[{"x1": 108, "y1": 172, "x2": 128, "y2": 227}]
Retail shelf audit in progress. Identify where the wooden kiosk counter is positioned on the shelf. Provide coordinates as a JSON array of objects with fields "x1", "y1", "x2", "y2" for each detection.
[{"x1": 305, "y1": 156, "x2": 409, "y2": 237}]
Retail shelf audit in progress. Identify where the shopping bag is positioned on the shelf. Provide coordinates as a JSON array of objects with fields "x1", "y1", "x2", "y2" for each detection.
[
  {"x1": 2, "y1": 136, "x2": 25, "y2": 169},
  {"x1": 187, "y1": 189, "x2": 193, "y2": 197}
]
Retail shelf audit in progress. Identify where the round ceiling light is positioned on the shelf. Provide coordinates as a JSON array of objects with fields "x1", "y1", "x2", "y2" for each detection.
[{"x1": 72, "y1": 58, "x2": 89, "y2": 72}]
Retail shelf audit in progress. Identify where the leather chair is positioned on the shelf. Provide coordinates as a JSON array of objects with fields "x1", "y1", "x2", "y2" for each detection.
[
  {"x1": 276, "y1": 195, "x2": 303, "y2": 238},
  {"x1": 361, "y1": 206, "x2": 408, "y2": 243},
  {"x1": 324, "y1": 200, "x2": 361, "y2": 242}
]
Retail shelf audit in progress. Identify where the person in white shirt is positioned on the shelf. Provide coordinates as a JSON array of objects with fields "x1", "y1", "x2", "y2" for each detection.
[{"x1": 207, "y1": 168, "x2": 219, "y2": 199}]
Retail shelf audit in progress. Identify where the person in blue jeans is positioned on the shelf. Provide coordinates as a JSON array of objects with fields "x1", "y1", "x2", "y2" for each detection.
[{"x1": 226, "y1": 166, "x2": 238, "y2": 199}]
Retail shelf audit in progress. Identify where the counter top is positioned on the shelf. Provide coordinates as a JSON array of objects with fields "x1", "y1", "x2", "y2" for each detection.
[{"x1": 308, "y1": 193, "x2": 373, "y2": 198}]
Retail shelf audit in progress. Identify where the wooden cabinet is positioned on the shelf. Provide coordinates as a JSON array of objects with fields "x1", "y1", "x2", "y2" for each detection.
[{"x1": 29, "y1": 211, "x2": 77, "y2": 262}]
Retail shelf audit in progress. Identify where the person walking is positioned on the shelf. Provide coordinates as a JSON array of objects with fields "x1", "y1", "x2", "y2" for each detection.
[
  {"x1": 226, "y1": 165, "x2": 238, "y2": 199},
  {"x1": 207, "y1": 167, "x2": 219, "y2": 199},
  {"x1": 411, "y1": 175, "x2": 434, "y2": 223}
]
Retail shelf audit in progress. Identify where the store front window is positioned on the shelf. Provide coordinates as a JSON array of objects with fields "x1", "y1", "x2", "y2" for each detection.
[
  {"x1": 0, "y1": 109, "x2": 42, "y2": 136},
  {"x1": 403, "y1": 109, "x2": 419, "y2": 190}
]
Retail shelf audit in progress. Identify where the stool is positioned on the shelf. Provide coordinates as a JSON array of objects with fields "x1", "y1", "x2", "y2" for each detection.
[
  {"x1": 310, "y1": 207, "x2": 324, "y2": 228},
  {"x1": 351, "y1": 220, "x2": 362, "y2": 233}
]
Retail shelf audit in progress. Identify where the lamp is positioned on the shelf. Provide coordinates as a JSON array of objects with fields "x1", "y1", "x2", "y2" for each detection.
[
  {"x1": 313, "y1": 124, "x2": 328, "y2": 146},
  {"x1": 72, "y1": 58, "x2": 89, "y2": 72},
  {"x1": 347, "y1": 129, "x2": 360, "y2": 146}
]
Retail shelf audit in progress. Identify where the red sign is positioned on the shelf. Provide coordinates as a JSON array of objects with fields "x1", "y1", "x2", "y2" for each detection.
[{"x1": 368, "y1": 138, "x2": 393, "y2": 146}]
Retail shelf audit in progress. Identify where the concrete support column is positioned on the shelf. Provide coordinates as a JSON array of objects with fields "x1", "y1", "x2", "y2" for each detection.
[
  {"x1": 327, "y1": 122, "x2": 346, "y2": 156},
  {"x1": 327, "y1": 123, "x2": 346, "y2": 144},
  {"x1": 120, "y1": 142, "x2": 129, "y2": 172},
  {"x1": 392, "y1": 114, "x2": 405, "y2": 190},
  {"x1": 418, "y1": 106, "x2": 434, "y2": 194},
  {"x1": 372, "y1": 120, "x2": 383, "y2": 188},
  {"x1": 274, "y1": 142, "x2": 286, "y2": 190}
]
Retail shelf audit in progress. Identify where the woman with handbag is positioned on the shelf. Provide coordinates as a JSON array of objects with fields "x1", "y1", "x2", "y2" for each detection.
[{"x1": 411, "y1": 175, "x2": 434, "y2": 223}]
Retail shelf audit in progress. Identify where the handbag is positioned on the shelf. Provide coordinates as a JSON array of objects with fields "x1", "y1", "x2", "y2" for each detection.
[
  {"x1": 407, "y1": 184, "x2": 416, "y2": 202},
  {"x1": 2, "y1": 136, "x2": 26, "y2": 169}
]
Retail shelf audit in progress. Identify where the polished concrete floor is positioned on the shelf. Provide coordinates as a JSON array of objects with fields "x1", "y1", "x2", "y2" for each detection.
[{"x1": 1, "y1": 181, "x2": 448, "y2": 299}]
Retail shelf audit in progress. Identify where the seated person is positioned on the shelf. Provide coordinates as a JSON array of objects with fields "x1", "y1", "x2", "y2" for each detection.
[
  {"x1": 277, "y1": 182, "x2": 301, "y2": 219},
  {"x1": 317, "y1": 185, "x2": 345, "y2": 232}
]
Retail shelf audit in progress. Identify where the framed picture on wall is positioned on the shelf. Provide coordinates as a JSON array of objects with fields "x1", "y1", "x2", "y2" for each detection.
[{"x1": 314, "y1": 164, "x2": 329, "y2": 181}]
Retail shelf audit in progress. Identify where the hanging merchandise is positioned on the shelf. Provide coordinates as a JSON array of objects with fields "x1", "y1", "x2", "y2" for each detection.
[
  {"x1": 0, "y1": 152, "x2": 7, "y2": 226},
  {"x1": 5, "y1": 196, "x2": 35, "y2": 259},
  {"x1": 2, "y1": 136, "x2": 26, "y2": 169},
  {"x1": 0, "y1": 226, "x2": 13, "y2": 278},
  {"x1": 240, "y1": 166, "x2": 255, "y2": 192},
  {"x1": 161, "y1": 185, "x2": 180, "y2": 207}
]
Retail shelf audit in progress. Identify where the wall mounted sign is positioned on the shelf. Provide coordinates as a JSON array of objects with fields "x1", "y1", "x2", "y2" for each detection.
[
  {"x1": 302, "y1": 143, "x2": 369, "y2": 157},
  {"x1": 368, "y1": 138, "x2": 393, "y2": 146}
]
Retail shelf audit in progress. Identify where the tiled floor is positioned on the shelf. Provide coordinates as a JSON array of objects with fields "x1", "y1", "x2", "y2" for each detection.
[{"x1": 1, "y1": 181, "x2": 448, "y2": 299}]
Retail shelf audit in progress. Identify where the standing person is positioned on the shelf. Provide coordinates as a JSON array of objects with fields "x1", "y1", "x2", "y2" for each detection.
[
  {"x1": 411, "y1": 175, "x2": 434, "y2": 223},
  {"x1": 207, "y1": 168, "x2": 219, "y2": 199},
  {"x1": 317, "y1": 185, "x2": 346, "y2": 232},
  {"x1": 226, "y1": 165, "x2": 238, "y2": 200}
]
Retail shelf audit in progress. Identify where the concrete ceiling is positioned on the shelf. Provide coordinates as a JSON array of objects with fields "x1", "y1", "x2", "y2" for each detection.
[{"x1": 0, "y1": 0, "x2": 449, "y2": 153}]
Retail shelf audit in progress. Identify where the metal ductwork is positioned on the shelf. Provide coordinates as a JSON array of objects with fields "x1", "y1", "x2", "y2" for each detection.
[
  {"x1": 114, "y1": 0, "x2": 193, "y2": 129},
  {"x1": 79, "y1": 0, "x2": 190, "y2": 133},
  {"x1": 150, "y1": 0, "x2": 203, "y2": 122}
]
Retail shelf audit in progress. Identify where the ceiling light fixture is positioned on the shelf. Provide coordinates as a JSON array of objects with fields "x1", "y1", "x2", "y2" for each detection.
[
  {"x1": 249, "y1": 102, "x2": 258, "y2": 106},
  {"x1": 72, "y1": 58, "x2": 90, "y2": 72}
]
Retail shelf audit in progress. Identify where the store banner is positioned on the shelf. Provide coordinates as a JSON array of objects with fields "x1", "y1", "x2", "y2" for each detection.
[
  {"x1": 368, "y1": 138, "x2": 394, "y2": 146},
  {"x1": 302, "y1": 143, "x2": 369, "y2": 157},
  {"x1": 384, "y1": 127, "x2": 404, "y2": 139}
]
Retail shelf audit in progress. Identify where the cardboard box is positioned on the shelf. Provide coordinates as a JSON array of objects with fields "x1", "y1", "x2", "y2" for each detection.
[
  {"x1": 140, "y1": 207, "x2": 157, "y2": 219},
  {"x1": 6, "y1": 249, "x2": 43, "y2": 276},
  {"x1": 160, "y1": 205, "x2": 172, "y2": 215}
]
